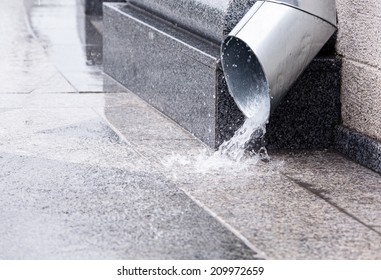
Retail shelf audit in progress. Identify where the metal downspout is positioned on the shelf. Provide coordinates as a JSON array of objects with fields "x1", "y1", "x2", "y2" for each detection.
[{"x1": 221, "y1": 0, "x2": 337, "y2": 119}]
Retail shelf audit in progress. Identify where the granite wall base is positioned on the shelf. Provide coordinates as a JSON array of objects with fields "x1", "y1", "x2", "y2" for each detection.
[
  {"x1": 335, "y1": 126, "x2": 381, "y2": 174},
  {"x1": 85, "y1": 0, "x2": 124, "y2": 15},
  {"x1": 103, "y1": 2, "x2": 341, "y2": 150}
]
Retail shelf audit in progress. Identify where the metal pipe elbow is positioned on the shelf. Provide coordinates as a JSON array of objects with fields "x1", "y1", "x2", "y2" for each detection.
[{"x1": 221, "y1": 0, "x2": 337, "y2": 119}]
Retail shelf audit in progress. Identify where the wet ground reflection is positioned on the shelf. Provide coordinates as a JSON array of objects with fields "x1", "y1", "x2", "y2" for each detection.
[{"x1": 27, "y1": 0, "x2": 104, "y2": 92}]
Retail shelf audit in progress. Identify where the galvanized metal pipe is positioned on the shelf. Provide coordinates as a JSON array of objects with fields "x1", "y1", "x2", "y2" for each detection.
[{"x1": 221, "y1": 0, "x2": 337, "y2": 119}]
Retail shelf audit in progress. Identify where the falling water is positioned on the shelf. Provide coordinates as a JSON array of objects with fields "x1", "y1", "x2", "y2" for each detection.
[
  {"x1": 217, "y1": 92, "x2": 270, "y2": 162},
  {"x1": 161, "y1": 92, "x2": 271, "y2": 175}
]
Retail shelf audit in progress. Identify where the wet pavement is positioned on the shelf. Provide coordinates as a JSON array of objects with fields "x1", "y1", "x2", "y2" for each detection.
[
  {"x1": 0, "y1": 0, "x2": 259, "y2": 260},
  {"x1": 0, "y1": 0, "x2": 380, "y2": 259},
  {"x1": 26, "y1": 0, "x2": 103, "y2": 92}
]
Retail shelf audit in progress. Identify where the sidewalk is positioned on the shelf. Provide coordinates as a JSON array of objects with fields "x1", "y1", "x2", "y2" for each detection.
[{"x1": 0, "y1": 0, "x2": 380, "y2": 259}]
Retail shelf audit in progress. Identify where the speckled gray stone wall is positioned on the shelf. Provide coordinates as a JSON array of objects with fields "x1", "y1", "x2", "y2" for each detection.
[
  {"x1": 103, "y1": 3, "x2": 220, "y2": 147},
  {"x1": 104, "y1": 1, "x2": 340, "y2": 149},
  {"x1": 334, "y1": 0, "x2": 381, "y2": 173},
  {"x1": 336, "y1": 0, "x2": 381, "y2": 141},
  {"x1": 129, "y1": 0, "x2": 256, "y2": 42}
]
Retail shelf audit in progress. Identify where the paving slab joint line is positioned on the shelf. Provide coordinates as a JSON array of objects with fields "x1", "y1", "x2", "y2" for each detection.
[
  {"x1": 283, "y1": 174, "x2": 381, "y2": 237},
  {"x1": 341, "y1": 55, "x2": 381, "y2": 72},
  {"x1": 22, "y1": 0, "x2": 39, "y2": 42},
  {"x1": 92, "y1": 106, "x2": 184, "y2": 169},
  {"x1": 21, "y1": 0, "x2": 80, "y2": 93},
  {"x1": 181, "y1": 189, "x2": 268, "y2": 260},
  {"x1": 91, "y1": 107, "x2": 140, "y2": 151},
  {"x1": 92, "y1": 107, "x2": 266, "y2": 259}
]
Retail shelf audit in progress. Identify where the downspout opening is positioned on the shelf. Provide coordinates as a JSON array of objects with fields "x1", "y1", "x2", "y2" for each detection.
[{"x1": 221, "y1": 37, "x2": 270, "y2": 121}]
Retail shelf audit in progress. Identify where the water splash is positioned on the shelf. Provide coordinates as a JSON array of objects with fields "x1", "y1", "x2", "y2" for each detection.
[
  {"x1": 161, "y1": 149, "x2": 262, "y2": 176},
  {"x1": 218, "y1": 117, "x2": 268, "y2": 162},
  {"x1": 218, "y1": 93, "x2": 270, "y2": 162},
  {"x1": 161, "y1": 117, "x2": 270, "y2": 177},
  {"x1": 161, "y1": 92, "x2": 271, "y2": 174}
]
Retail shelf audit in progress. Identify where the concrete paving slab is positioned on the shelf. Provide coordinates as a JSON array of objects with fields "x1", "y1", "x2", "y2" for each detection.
[
  {"x1": 0, "y1": 31, "x2": 60, "y2": 94},
  {"x1": 125, "y1": 146, "x2": 381, "y2": 259},
  {"x1": 103, "y1": 90, "x2": 381, "y2": 259},
  {"x1": 281, "y1": 152, "x2": 381, "y2": 229},
  {"x1": 0, "y1": 107, "x2": 148, "y2": 172},
  {"x1": 27, "y1": 0, "x2": 104, "y2": 93},
  {"x1": 177, "y1": 171, "x2": 381, "y2": 259},
  {"x1": 0, "y1": 93, "x2": 144, "y2": 108},
  {"x1": 31, "y1": 72, "x2": 78, "y2": 94},
  {"x1": 0, "y1": 152, "x2": 258, "y2": 259},
  {"x1": 0, "y1": 0, "x2": 260, "y2": 260},
  {"x1": 0, "y1": 99, "x2": 259, "y2": 259},
  {"x1": 97, "y1": 106, "x2": 196, "y2": 141},
  {"x1": 0, "y1": 0, "x2": 77, "y2": 94}
]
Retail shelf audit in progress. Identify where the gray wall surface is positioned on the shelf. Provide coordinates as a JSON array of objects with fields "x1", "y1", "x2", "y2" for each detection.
[{"x1": 336, "y1": 0, "x2": 381, "y2": 142}]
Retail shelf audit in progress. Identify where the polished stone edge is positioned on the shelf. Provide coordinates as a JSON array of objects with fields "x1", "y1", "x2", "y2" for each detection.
[
  {"x1": 84, "y1": 0, "x2": 124, "y2": 15},
  {"x1": 335, "y1": 125, "x2": 381, "y2": 174},
  {"x1": 103, "y1": 3, "x2": 219, "y2": 147},
  {"x1": 104, "y1": 3, "x2": 220, "y2": 63},
  {"x1": 103, "y1": 73, "x2": 131, "y2": 93}
]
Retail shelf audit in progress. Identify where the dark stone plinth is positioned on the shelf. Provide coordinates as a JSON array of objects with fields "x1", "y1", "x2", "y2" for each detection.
[
  {"x1": 104, "y1": 2, "x2": 341, "y2": 149},
  {"x1": 335, "y1": 126, "x2": 381, "y2": 174},
  {"x1": 104, "y1": 3, "x2": 220, "y2": 147},
  {"x1": 266, "y1": 57, "x2": 342, "y2": 149},
  {"x1": 84, "y1": 0, "x2": 124, "y2": 15},
  {"x1": 76, "y1": 1, "x2": 103, "y2": 65},
  {"x1": 129, "y1": 0, "x2": 256, "y2": 43}
]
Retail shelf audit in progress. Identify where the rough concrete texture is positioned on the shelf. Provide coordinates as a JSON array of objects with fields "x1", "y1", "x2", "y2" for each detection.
[
  {"x1": 83, "y1": 0, "x2": 124, "y2": 15},
  {"x1": 336, "y1": 0, "x2": 381, "y2": 142}
]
